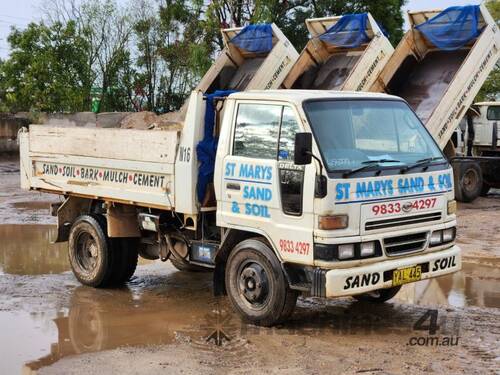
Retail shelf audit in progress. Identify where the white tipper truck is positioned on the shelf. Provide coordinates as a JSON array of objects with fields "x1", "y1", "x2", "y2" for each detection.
[
  {"x1": 19, "y1": 25, "x2": 461, "y2": 327},
  {"x1": 368, "y1": 4, "x2": 500, "y2": 202}
]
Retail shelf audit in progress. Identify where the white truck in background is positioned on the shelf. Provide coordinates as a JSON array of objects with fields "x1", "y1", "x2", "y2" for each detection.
[
  {"x1": 19, "y1": 22, "x2": 461, "y2": 326},
  {"x1": 455, "y1": 101, "x2": 500, "y2": 196},
  {"x1": 368, "y1": 4, "x2": 500, "y2": 202},
  {"x1": 281, "y1": 13, "x2": 394, "y2": 91}
]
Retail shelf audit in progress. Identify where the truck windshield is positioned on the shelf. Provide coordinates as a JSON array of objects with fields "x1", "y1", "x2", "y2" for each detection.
[{"x1": 303, "y1": 99, "x2": 444, "y2": 173}]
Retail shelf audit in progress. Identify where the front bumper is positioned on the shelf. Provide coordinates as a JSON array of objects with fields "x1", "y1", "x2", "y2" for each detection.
[{"x1": 321, "y1": 245, "x2": 461, "y2": 298}]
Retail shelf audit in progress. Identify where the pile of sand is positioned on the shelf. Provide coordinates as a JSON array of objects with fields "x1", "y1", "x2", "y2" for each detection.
[{"x1": 119, "y1": 111, "x2": 184, "y2": 131}]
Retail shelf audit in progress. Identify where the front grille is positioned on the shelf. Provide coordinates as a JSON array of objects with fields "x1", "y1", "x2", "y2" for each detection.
[
  {"x1": 383, "y1": 232, "x2": 428, "y2": 255},
  {"x1": 365, "y1": 212, "x2": 441, "y2": 231}
]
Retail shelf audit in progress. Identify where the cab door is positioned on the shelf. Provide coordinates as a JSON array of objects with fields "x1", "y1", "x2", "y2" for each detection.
[{"x1": 219, "y1": 101, "x2": 315, "y2": 265}]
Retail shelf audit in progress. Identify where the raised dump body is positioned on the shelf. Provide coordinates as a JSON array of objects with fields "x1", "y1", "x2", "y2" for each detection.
[
  {"x1": 281, "y1": 13, "x2": 394, "y2": 92},
  {"x1": 369, "y1": 4, "x2": 500, "y2": 150},
  {"x1": 197, "y1": 24, "x2": 299, "y2": 93},
  {"x1": 19, "y1": 24, "x2": 299, "y2": 214}
]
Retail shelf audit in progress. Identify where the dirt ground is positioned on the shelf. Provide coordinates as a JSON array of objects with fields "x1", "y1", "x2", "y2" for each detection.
[{"x1": 0, "y1": 157, "x2": 499, "y2": 375}]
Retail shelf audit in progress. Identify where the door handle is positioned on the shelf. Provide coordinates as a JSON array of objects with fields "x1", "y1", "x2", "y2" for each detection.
[{"x1": 226, "y1": 182, "x2": 241, "y2": 191}]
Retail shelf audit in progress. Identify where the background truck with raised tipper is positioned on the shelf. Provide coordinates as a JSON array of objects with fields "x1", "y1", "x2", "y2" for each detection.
[
  {"x1": 19, "y1": 86, "x2": 461, "y2": 325},
  {"x1": 281, "y1": 13, "x2": 394, "y2": 92},
  {"x1": 368, "y1": 4, "x2": 500, "y2": 202},
  {"x1": 160, "y1": 23, "x2": 299, "y2": 126}
]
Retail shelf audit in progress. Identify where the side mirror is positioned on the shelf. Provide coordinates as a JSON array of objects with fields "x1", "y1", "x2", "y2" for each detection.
[{"x1": 294, "y1": 133, "x2": 312, "y2": 165}]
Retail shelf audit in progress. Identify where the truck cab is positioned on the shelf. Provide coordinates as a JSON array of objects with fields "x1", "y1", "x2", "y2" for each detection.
[
  {"x1": 469, "y1": 102, "x2": 500, "y2": 153},
  {"x1": 213, "y1": 90, "x2": 460, "y2": 323},
  {"x1": 454, "y1": 101, "x2": 500, "y2": 196}
]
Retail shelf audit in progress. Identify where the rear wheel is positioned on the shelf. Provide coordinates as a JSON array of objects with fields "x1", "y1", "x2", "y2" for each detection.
[
  {"x1": 68, "y1": 215, "x2": 115, "y2": 287},
  {"x1": 225, "y1": 238, "x2": 298, "y2": 326},
  {"x1": 353, "y1": 285, "x2": 402, "y2": 303},
  {"x1": 480, "y1": 182, "x2": 491, "y2": 197},
  {"x1": 69, "y1": 215, "x2": 138, "y2": 287},
  {"x1": 454, "y1": 161, "x2": 483, "y2": 202}
]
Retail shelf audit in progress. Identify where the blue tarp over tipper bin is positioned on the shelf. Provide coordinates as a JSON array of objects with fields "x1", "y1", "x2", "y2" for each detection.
[
  {"x1": 197, "y1": 90, "x2": 237, "y2": 203},
  {"x1": 229, "y1": 23, "x2": 273, "y2": 53},
  {"x1": 415, "y1": 5, "x2": 483, "y2": 51},
  {"x1": 319, "y1": 13, "x2": 370, "y2": 48}
]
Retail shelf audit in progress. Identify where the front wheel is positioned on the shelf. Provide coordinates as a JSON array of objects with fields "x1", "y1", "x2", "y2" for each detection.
[
  {"x1": 353, "y1": 285, "x2": 402, "y2": 303},
  {"x1": 225, "y1": 238, "x2": 298, "y2": 326}
]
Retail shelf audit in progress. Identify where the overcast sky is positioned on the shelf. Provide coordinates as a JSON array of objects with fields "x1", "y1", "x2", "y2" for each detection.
[{"x1": 0, "y1": 0, "x2": 483, "y2": 59}]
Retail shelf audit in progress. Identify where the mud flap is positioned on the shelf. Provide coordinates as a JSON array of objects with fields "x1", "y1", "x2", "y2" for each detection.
[
  {"x1": 213, "y1": 263, "x2": 226, "y2": 296},
  {"x1": 51, "y1": 197, "x2": 92, "y2": 243}
]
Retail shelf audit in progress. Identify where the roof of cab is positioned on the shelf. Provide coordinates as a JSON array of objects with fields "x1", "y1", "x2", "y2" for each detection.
[{"x1": 227, "y1": 90, "x2": 402, "y2": 104}]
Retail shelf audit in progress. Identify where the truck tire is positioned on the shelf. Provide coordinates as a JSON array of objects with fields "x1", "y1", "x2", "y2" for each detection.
[
  {"x1": 225, "y1": 238, "x2": 298, "y2": 326},
  {"x1": 68, "y1": 215, "x2": 116, "y2": 287},
  {"x1": 455, "y1": 161, "x2": 483, "y2": 202},
  {"x1": 111, "y1": 238, "x2": 139, "y2": 284},
  {"x1": 480, "y1": 182, "x2": 491, "y2": 197},
  {"x1": 353, "y1": 285, "x2": 402, "y2": 303},
  {"x1": 170, "y1": 257, "x2": 211, "y2": 272}
]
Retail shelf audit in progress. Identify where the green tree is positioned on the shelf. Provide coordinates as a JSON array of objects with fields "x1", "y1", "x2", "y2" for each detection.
[
  {"x1": 0, "y1": 21, "x2": 91, "y2": 112},
  {"x1": 153, "y1": 0, "x2": 214, "y2": 112},
  {"x1": 43, "y1": 0, "x2": 137, "y2": 112}
]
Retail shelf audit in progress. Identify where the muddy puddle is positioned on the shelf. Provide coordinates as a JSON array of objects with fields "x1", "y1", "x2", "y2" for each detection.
[
  {"x1": 0, "y1": 225, "x2": 68, "y2": 275},
  {"x1": 396, "y1": 260, "x2": 500, "y2": 309},
  {"x1": 0, "y1": 262, "x2": 241, "y2": 374},
  {"x1": 0, "y1": 224, "x2": 499, "y2": 374}
]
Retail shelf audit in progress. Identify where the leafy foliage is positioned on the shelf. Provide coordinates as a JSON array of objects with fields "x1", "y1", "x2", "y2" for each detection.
[{"x1": 0, "y1": 21, "x2": 91, "y2": 112}]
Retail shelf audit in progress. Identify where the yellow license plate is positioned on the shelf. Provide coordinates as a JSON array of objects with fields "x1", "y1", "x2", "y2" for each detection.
[{"x1": 392, "y1": 265, "x2": 422, "y2": 286}]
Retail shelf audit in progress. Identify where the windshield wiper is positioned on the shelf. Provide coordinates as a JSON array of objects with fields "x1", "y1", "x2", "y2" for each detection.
[
  {"x1": 401, "y1": 157, "x2": 446, "y2": 173},
  {"x1": 343, "y1": 159, "x2": 401, "y2": 178}
]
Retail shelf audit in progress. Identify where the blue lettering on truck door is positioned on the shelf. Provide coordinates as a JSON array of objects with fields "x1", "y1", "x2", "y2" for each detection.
[{"x1": 225, "y1": 162, "x2": 273, "y2": 218}]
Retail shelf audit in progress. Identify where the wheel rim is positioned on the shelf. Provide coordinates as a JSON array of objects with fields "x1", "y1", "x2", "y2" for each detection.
[
  {"x1": 75, "y1": 232, "x2": 98, "y2": 272},
  {"x1": 237, "y1": 260, "x2": 270, "y2": 310},
  {"x1": 462, "y1": 169, "x2": 478, "y2": 193}
]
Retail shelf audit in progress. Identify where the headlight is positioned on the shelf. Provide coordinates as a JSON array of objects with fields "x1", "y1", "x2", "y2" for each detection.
[
  {"x1": 360, "y1": 241, "x2": 375, "y2": 257},
  {"x1": 313, "y1": 242, "x2": 382, "y2": 261},
  {"x1": 430, "y1": 231, "x2": 442, "y2": 245},
  {"x1": 338, "y1": 244, "x2": 355, "y2": 259},
  {"x1": 442, "y1": 228, "x2": 456, "y2": 242},
  {"x1": 430, "y1": 228, "x2": 456, "y2": 247}
]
